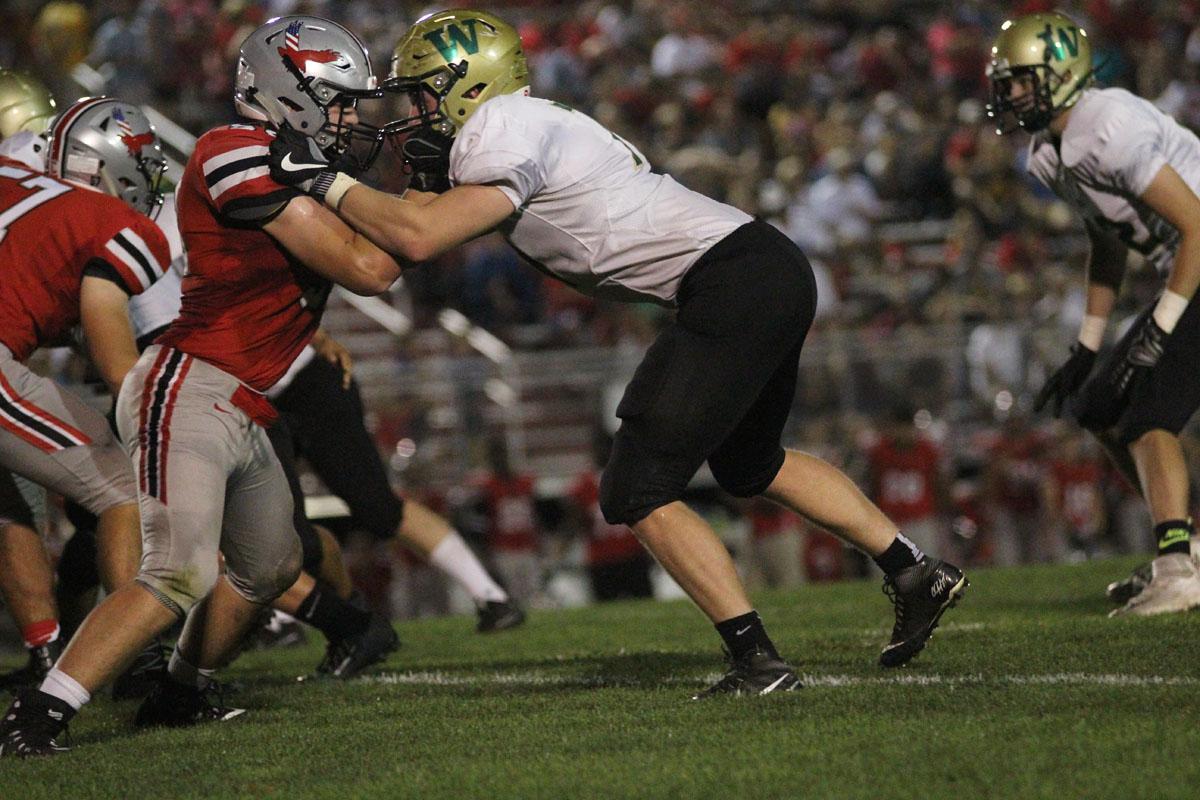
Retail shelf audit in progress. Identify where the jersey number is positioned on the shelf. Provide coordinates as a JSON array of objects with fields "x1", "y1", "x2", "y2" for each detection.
[{"x1": 0, "y1": 166, "x2": 72, "y2": 246}]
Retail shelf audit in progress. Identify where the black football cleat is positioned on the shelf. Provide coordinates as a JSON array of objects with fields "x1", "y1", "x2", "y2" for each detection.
[
  {"x1": 0, "y1": 689, "x2": 72, "y2": 758},
  {"x1": 133, "y1": 678, "x2": 245, "y2": 729},
  {"x1": 476, "y1": 599, "x2": 526, "y2": 633},
  {"x1": 879, "y1": 558, "x2": 968, "y2": 668},
  {"x1": 0, "y1": 639, "x2": 64, "y2": 694},
  {"x1": 111, "y1": 639, "x2": 169, "y2": 701},
  {"x1": 693, "y1": 648, "x2": 801, "y2": 699},
  {"x1": 315, "y1": 613, "x2": 399, "y2": 679}
]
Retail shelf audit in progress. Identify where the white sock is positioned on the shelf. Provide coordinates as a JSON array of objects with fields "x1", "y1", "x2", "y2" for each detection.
[
  {"x1": 167, "y1": 648, "x2": 216, "y2": 690},
  {"x1": 39, "y1": 667, "x2": 91, "y2": 711},
  {"x1": 429, "y1": 532, "x2": 509, "y2": 605}
]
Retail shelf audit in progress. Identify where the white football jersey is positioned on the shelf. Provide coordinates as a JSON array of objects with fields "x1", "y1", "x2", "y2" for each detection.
[
  {"x1": 449, "y1": 95, "x2": 752, "y2": 306},
  {"x1": 1027, "y1": 87, "x2": 1200, "y2": 274},
  {"x1": 127, "y1": 192, "x2": 186, "y2": 341},
  {"x1": 0, "y1": 130, "x2": 47, "y2": 170}
]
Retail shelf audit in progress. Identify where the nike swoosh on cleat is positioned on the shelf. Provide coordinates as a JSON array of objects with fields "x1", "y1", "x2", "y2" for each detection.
[
  {"x1": 759, "y1": 674, "x2": 792, "y2": 695},
  {"x1": 219, "y1": 708, "x2": 248, "y2": 722},
  {"x1": 735, "y1": 625, "x2": 753, "y2": 636}
]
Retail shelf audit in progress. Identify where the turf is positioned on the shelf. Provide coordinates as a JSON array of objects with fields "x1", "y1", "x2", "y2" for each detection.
[{"x1": 1, "y1": 557, "x2": 1197, "y2": 799}]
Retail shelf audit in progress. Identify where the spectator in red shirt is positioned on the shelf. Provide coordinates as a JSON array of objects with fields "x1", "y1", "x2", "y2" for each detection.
[
  {"x1": 476, "y1": 436, "x2": 542, "y2": 605},
  {"x1": 867, "y1": 404, "x2": 949, "y2": 558},
  {"x1": 567, "y1": 434, "x2": 652, "y2": 602}
]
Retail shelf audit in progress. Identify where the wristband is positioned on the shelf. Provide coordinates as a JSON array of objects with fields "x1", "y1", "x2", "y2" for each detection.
[
  {"x1": 323, "y1": 172, "x2": 360, "y2": 211},
  {"x1": 1078, "y1": 314, "x2": 1106, "y2": 351},
  {"x1": 1152, "y1": 289, "x2": 1189, "y2": 334}
]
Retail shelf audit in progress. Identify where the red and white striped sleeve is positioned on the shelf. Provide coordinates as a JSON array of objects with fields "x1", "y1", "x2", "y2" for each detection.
[{"x1": 197, "y1": 126, "x2": 301, "y2": 226}]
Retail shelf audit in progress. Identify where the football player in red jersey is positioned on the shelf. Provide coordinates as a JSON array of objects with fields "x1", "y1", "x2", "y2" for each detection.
[
  {"x1": 0, "y1": 97, "x2": 171, "y2": 713},
  {"x1": 0, "y1": 17, "x2": 402, "y2": 756},
  {"x1": 0, "y1": 68, "x2": 66, "y2": 690}
]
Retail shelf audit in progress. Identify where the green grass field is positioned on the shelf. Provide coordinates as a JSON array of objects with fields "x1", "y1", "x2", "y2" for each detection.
[{"x1": 1, "y1": 556, "x2": 1198, "y2": 799}]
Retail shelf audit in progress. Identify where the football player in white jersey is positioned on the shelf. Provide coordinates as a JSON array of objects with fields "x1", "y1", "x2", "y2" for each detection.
[
  {"x1": 268, "y1": 9, "x2": 969, "y2": 695},
  {"x1": 988, "y1": 11, "x2": 1200, "y2": 615}
]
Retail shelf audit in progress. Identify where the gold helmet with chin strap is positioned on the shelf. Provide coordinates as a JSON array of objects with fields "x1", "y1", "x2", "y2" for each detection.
[
  {"x1": 986, "y1": 11, "x2": 1094, "y2": 134},
  {"x1": 384, "y1": 8, "x2": 528, "y2": 138},
  {"x1": 0, "y1": 69, "x2": 58, "y2": 139}
]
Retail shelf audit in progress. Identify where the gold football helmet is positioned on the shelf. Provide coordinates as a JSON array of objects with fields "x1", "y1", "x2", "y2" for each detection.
[
  {"x1": 0, "y1": 68, "x2": 57, "y2": 139},
  {"x1": 986, "y1": 11, "x2": 1094, "y2": 133},
  {"x1": 384, "y1": 8, "x2": 529, "y2": 138}
]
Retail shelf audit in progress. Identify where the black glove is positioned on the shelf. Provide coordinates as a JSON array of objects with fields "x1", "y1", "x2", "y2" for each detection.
[
  {"x1": 1034, "y1": 342, "x2": 1097, "y2": 417},
  {"x1": 401, "y1": 127, "x2": 453, "y2": 193},
  {"x1": 269, "y1": 125, "x2": 360, "y2": 201},
  {"x1": 1113, "y1": 316, "x2": 1167, "y2": 396}
]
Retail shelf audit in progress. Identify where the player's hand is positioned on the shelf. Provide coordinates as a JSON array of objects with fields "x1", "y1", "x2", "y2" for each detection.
[
  {"x1": 401, "y1": 127, "x2": 453, "y2": 193},
  {"x1": 1034, "y1": 342, "x2": 1096, "y2": 417},
  {"x1": 313, "y1": 329, "x2": 353, "y2": 389},
  {"x1": 269, "y1": 125, "x2": 330, "y2": 192},
  {"x1": 1113, "y1": 317, "x2": 1167, "y2": 396}
]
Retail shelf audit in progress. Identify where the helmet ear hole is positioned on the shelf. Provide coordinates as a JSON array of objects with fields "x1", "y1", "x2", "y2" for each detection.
[{"x1": 278, "y1": 96, "x2": 304, "y2": 112}]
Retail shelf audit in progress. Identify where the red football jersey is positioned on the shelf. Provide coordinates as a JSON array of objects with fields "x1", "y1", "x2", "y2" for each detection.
[
  {"x1": 0, "y1": 156, "x2": 170, "y2": 361},
  {"x1": 1051, "y1": 459, "x2": 1104, "y2": 533},
  {"x1": 479, "y1": 474, "x2": 540, "y2": 553},
  {"x1": 569, "y1": 471, "x2": 643, "y2": 565},
  {"x1": 868, "y1": 436, "x2": 940, "y2": 523},
  {"x1": 161, "y1": 123, "x2": 326, "y2": 391}
]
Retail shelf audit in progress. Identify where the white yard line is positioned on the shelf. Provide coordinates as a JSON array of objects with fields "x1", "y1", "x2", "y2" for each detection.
[{"x1": 365, "y1": 670, "x2": 1200, "y2": 690}]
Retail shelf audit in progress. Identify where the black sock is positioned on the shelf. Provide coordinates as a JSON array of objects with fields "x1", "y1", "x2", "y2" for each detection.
[
  {"x1": 1155, "y1": 519, "x2": 1193, "y2": 557},
  {"x1": 715, "y1": 611, "x2": 779, "y2": 661},
  {"x1": 874, "y1": 533, "x2": 924, "y2": 576},
  {"x1": 295, "y1": 583, "x2": 371, "y2": 643}
]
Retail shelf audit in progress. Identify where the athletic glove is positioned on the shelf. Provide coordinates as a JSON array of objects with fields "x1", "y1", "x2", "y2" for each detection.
[
  {"x1": 1034, "y1": 342, "x2": 1097, "y2": 417},
  {"x1": 268, "y1": 126, "x2": 359, "y2": 202},
  {"x1": 1113, "y1": 316, "x2": 1167, "y2": 396},
  {"x1": 401, "y1": 127, "x2": 453, "y2": 193}
]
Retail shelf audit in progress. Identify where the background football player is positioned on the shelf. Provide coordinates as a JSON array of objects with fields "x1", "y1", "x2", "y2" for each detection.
[
  {"x1": 268, "y1": 8, "x2": 969, "y2": 696},
  {"x1": 988, "y1": 11, "x2": 1200, "y2": 615},
  {"x1": 0, "y1": 95, "x2": 173, "y2": 755}
]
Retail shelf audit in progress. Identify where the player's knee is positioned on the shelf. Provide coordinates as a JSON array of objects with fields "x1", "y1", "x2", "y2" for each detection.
[
  {"x1": 599, "y1": 462, "x2": 677, "y2": 526},
  {"x1": 708, "y1": 448, "x2": 785, "y2": 498},
  {"x1": 1119, "y1": 423, "x2": 1180, "y2": 449},
  {"x1": 229, "y1": 537, "x2": 303, "y2": 604},
  {"x1": 358, "y1": 494, "x2": 404, "y2": 540},
  {"x1": 137, "y1": 558, "x2": 221, "y2": 617}
]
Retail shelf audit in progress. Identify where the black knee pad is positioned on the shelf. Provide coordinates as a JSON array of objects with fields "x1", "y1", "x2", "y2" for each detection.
[
  {"x1": 598, "y1": 433, "x2": 691, "y2": 526},
  {"x1": 708, "y1": 446, "x2": 786, "y2": 498},
  {"x1": 1070, "y1": 378, "x2": 1126, "y2": 434},
  {"x1": 356, "y1": 493, "x2": 404, "y2": 541}
]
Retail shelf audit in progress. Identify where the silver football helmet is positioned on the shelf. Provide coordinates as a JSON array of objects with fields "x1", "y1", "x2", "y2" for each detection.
[
  {"x1": 234, "y1": 15, "x2": 380, "y2": 158},
  {"x1": 46, "y1": 96, "x2": 166, "y2": 217}
]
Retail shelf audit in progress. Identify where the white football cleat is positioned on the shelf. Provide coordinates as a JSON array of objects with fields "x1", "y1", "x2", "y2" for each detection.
[{"x1": 1109, "y1": 553, "x2": 1200, "y2": 617}]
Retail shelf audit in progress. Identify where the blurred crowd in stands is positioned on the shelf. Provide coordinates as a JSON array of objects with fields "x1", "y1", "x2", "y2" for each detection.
[{"x1": 5, "y1": 0, "x2": 1200, "y2": 617}]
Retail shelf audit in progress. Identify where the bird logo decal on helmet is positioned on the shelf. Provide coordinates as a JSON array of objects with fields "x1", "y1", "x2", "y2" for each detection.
[
  {"x1": 278, "y1": 19, "x2": 351, "y2": 74},
  {"x1": 113, "y1": 107, "x2": 156, "y2": 157}
]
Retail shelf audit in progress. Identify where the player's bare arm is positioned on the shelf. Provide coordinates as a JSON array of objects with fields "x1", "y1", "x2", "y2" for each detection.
[
  {"x1": 79, "y1": 265, "x2": 142, "y2": 395},
  {"x1": 336, "y1": 182, "x2": 514, "y2": 263},
  {"x1": 1140, "y1": 163, "x2": 1200, "y2": 317},
  {"x1": 263, "y1": 195, "x2": 401, "y2": 295},
  {"x1": 1077, "y1": 222, "x2": 1128, "y2": 349}
]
